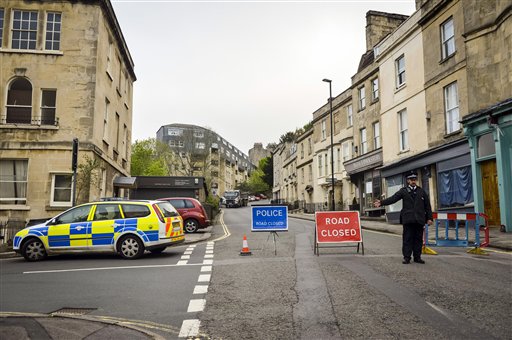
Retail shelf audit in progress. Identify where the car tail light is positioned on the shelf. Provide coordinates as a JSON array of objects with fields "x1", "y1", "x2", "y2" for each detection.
[{"x1": 152, "y1": 204, "x2": 165, "y2": 223}]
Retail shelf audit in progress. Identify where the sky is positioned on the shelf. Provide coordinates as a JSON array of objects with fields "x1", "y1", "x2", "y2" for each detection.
[{"x1": 111, "y1": 0, "x2": 416, "y2": 155}]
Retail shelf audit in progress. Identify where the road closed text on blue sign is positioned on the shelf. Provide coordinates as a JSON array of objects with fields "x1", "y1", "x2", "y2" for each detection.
[{"x1": 251, "y1": 206, "x2": 288, "y2": 232}]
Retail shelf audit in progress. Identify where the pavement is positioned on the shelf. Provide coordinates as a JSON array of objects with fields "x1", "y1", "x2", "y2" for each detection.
[{"x1": 1, "y1": 215, "x2": 510, "y2": 339}]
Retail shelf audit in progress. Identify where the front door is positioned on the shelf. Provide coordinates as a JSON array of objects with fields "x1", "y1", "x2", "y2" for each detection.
[{"x1": 481, "y1": 159, "x2": 501, "y2": 225}]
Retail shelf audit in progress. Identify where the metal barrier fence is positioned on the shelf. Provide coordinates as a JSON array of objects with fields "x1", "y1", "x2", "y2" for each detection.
[
  {"x1": 0, "y1": 219, "x2": 26, "y2": 248},
  {"x1": 423, "y1": 212, "x2": 489, "y2": 255}
]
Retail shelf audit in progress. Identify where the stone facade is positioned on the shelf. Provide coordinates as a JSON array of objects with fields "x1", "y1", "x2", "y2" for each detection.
[
  {"x1": 248, "y1": 143, "x2": 270, "y2": 167},
  {"x1": 0, "y1": 0, "x2": 135, "y2": 225},
  {"x1": 272, "y1": 0, "x2": 511, "y2": 230}
]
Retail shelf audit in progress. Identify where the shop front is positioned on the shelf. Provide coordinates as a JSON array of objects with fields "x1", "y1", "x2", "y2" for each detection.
[{"x1": 344, "y1": 149, "x2": 384, "y2": 217}]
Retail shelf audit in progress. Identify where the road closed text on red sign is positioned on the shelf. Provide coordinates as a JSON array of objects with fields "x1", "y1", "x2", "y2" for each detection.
[{"x1": 315, "y1": 211, "x2": 362, "y2": 243}]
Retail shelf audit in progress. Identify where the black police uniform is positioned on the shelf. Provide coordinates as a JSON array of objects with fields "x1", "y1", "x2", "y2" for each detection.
[{"x1": 379, "y1": 172, "x2": 433, "y2": 263}]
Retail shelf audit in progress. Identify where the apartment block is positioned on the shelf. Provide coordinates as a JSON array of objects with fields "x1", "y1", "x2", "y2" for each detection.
[{"x1": 156, "y1": 123, "x2": 254, "y2": 198}]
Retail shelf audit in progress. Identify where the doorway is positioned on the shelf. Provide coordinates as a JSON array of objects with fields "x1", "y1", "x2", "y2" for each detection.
[{"x1": 480, "y1": 159, "x2": 500, "y2": 225}]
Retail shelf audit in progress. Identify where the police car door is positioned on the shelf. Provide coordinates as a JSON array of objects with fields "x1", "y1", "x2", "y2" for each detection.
[
  {"x1": 47, "y1": 204, "x2": 92, "y2": 250},
  {"x1": 90, "y1": 204, "x2": 122, "y2": 250}
]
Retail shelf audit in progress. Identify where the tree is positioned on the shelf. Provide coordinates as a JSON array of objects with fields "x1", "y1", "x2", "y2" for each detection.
[
  {"x1": 130, "y1": 138, "x2": 171, "y2": 176},
  {"x1": 260, "y1": 156, "x2": 273, "y2": 189},
  {"x1": 75, "y1": 155, "x2": 101, "y2": 204}
]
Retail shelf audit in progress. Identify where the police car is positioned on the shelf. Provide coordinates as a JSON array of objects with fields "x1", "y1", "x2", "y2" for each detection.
[{"x1": 13, "y1": 200, "x2": 185, "y2": 261}]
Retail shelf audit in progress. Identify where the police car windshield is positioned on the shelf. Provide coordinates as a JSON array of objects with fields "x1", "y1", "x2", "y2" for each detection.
[{"x1": 156, "y1": 202, "x2": 180, "y2": 217}]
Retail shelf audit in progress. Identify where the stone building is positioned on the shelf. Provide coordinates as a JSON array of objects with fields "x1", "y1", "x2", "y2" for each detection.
[
  {"x1": 374, "y1": 9, "x2": 429, "y2": 223},
  {"x1": 295, "y1": 128, "x2": 314, "y2": 210},
  {"x1": 0, "y1": 0, "x2": 135, "y2": 224},
  {"x1": 460, "y1": 1, "x2": 512, "y2": 231},
  {"x1": 345, "y1": 11, "x2": 408, "y2": 217},
  {"x1": 271, "y1": 0, "x2": 510, "y2": 232},
  {"x1": 248, "y1": 143, "x2": 270, "y2": 168},
  {"x1": 156, "y1": 123, "x2": 254, "y2": 198}
]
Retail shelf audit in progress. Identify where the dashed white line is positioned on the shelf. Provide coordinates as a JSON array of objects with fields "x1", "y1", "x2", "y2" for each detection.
[
  {"x1": 198, "y1": 274, "x2": 211, "y2": 282},
  {"x1": 177, "y1": 260, "x2": 188, "y2": 266},
  {"x1": 204, "y1": 254, "x2": 214, "y2": 259},
  {"x1": 179, "y1": 319, "x2": 200, "y2": 338},
  {"x1": 193, "y1": 285, "x2": 208, "y2": 294},
  {"x1": 203, "y1": 259, "x2": 213, "y2": 265},
  {"x1": 187, "y1": 299, "x2": 206, "y2": 312},
  {"x1": 201, "y1": 266, "x2": 212, "y2": 272},
  {"x1": 181, "y1": 255, "x2": 190, "y2": 260}
]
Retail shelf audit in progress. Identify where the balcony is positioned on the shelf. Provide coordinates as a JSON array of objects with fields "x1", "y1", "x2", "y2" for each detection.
[{"x1": 1, "y1": 112, "x2": 59, "y2": 126}]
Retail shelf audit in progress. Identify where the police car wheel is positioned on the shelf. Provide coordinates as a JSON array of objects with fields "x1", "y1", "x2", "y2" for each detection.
[
  {"x1": 184, "y1": 219, "x2": 199, "y2": 233},
  {"x1": 119, "y1": 235, "x2": 144, "y2": 259},
  {"x1": 21, "y1": 238, "x2": 47, "y2": 261}
]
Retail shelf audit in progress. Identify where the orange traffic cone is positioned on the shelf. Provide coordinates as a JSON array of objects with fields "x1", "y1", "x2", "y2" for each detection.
[{"x1": 240, "y1": 235, "x2": 252, "y2": 256}]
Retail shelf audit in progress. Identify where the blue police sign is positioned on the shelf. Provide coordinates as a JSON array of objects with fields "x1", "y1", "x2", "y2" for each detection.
[{"x1": 251, "y1": 206, "x2": 288, "y2": 232}]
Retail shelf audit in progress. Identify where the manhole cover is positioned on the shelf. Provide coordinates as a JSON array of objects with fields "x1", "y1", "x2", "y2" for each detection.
[{"x1": 51, "y1": 307, "x2": 97, "y2": 316}]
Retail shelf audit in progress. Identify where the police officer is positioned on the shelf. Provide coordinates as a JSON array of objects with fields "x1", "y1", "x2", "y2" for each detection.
[{"x1": 374, "y1": 170, "x2": 433, "y2": 264}]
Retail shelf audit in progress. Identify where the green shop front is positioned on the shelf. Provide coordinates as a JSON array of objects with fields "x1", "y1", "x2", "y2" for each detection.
[{"x1": 462, "y1": 98, "x2": 512, "y2": 232}]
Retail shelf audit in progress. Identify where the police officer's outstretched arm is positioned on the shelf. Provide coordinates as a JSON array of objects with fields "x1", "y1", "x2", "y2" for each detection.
[{"x1": 375, "y1": 189, "x2": 404, "y2": 207}]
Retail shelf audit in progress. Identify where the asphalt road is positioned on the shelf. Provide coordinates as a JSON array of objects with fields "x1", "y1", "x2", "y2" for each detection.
[
  {"x1": 201, "y1": 205, "x2": 511, "y2": 339},
  {"x1": 1, "y1": 205, "x2": 510, "y2": 339}
]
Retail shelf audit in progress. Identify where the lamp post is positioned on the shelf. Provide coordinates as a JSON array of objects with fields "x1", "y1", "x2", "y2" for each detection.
[{"x1": 322, "y1": 78, "x2": 336, "y2": 211}]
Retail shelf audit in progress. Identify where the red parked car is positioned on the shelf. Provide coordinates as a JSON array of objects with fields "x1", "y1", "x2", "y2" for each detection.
[{"x1": 158, "y1": 197, "x2": 210, "y2": 233}]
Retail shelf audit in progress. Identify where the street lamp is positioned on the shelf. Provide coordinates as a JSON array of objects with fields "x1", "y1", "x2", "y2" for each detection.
[{"x1": 322, "y1": 78, "x2": 336, "y2": 211}]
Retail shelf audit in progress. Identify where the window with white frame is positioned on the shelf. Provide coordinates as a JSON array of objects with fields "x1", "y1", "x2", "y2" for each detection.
[
  {"x1": 337, "y1": 147, "x2": 341, "y2": 171},
  {"x1": 167, "y1": 128, "x2": 182, "y2": 136},
  {"x1": 106, "y1": 40, "x2": 113, "y2": 78},
  {"x1": 318, "y1": 155, "x2": 323, "y2": 175},
  {"x1": 45, "y1": 12, "x2": 62, "y2": 50},
  {"x1": 441, "y1": 17, "x2": 455, "y2": 59},
  {"x1": 12, "y1": 10, "x2": 38, "y2": 49},
  {"x1": 360, "y1": 128, "x2": 368, "y2": 154},
  {"x1": 50, "y1": 174, "x2": 72, "y2": 206},
  {"x1": 300, "y1": 143, "x2": 304, "y2": 159},
  {"x1": 308, "y1": 138, "x2": 312, "y2": 154},
  {"x1": 324, "y1": 153, "x2": 328, "y2": 176},
  {"x1": 6, "y1": 77, "x2": 32, "y2": 124},
  {"x1": 41, "y1": 89, "x2": 56, "y2": 125},
  {"x1": 358, "y1": 86, "x2": 366, "y2": 110},
  {"x1": 398, "y1": 109, "x2": 408, "y2": 151},
  {"x1": 371, "y1": 78, "x2": 379, "y2": 100},
  {"x1": 373, "y1": 121, "x2": 381, "y2": 149},
  {"x1": 444, "y1": 82, "x2": 460, "y2": 133},
  {"x1": 396, "y1": 55, "x2": 406, "y2": 87},
  {"x1": 308, "y1": 164, "x2": 312, "y2": 181},
  {"x1": 301, "y1": 168, "x2": 305, "y2": 184},
  {"x1": 342, "y1": 141, "x2": 352, "y2": 161},
  {"x1": 0, "y1": 9, "x2": 4, "y2": 47},
  {"x1": 0, "y1": 160, "x2": 28, "y2": 205},
  {"x1": 103, "y1": 98, "x2": 109, "y2": 141},
  {"x1": 347, "y1": 104, "x2": 353, "y2": 127},
  {"x1": 321, "y1": 119, "x2": 326, "y2": 140}
]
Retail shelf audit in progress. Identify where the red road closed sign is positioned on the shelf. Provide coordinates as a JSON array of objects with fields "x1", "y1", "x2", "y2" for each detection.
[{"x1": 315, "y1": 211, "x2": 362, "y2": 243}]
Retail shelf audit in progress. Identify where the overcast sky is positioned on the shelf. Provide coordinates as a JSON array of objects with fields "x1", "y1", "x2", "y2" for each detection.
[{"x1": 111, "y1": 0, "x2": 416, "y2": 155}]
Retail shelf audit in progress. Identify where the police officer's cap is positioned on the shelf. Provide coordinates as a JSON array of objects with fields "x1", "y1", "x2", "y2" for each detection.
[{"x1": 406, "y1": 170, "x2": 418, "y2": 179}]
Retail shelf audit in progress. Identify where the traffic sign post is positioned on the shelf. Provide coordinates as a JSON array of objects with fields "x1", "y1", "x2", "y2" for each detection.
[
  {"x1": 314, "y1": 211, "x2": 364, "y2": 256},
  {"x1": 251, "y1": 206, "x2": 288, "y2": 255}
]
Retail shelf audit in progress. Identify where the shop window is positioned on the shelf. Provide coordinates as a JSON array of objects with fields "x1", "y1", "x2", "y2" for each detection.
[
  {"x1": 438, "y1": 166, "x2": 473, "y2": 208},
  {"x1": 385, "y1": 175, "x2": 403, "y2": 213}
]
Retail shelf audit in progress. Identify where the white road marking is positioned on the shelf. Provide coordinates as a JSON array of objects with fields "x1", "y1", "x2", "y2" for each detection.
[
  {"x1": 193, "y1": 285, "x2": 208, "y2": 294},
  {"x1": 181, "y1": 255, "x2": 190, "y2": 259},
  {"x1": 203, "y1": 259, "x2": 213, "y2": 265},
  {"x1": 205, "y1": 250, "x2": 214, "y2": 254},
  {"x1": 201, "y1": 266, "x2": 212, "y2": 272},
  {"x1": 198, "y1": 274, "x2": 211, "y2": 282},
  {"x1": 204, "y1": 254, "x2": 214, "y2": 258},
  {"x1": 179, "y1": 319, "x2": 200, "y2": 337},
  {"x1": 23, "y1": 263, "x2": 204, "y2": 274},
  {"x1": 187, "y1": 299, "x2": 206, "y2": 312},
  {"x1": 184, "y1": 251, "x2": 193, "y2": 255},
  {"x1": 177, "y1": 260, "x2": 188, "y2": 266}
]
